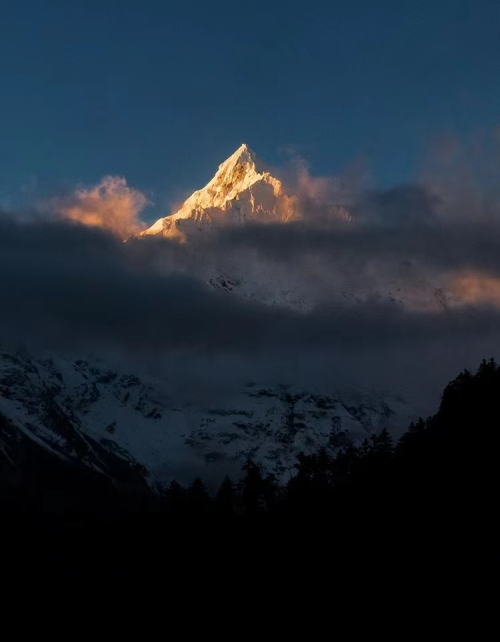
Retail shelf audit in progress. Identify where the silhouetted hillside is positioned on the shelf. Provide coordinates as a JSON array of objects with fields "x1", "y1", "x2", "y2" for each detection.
[{"x1": 2, "y1": 359, "x2": 500, "y2": 582}]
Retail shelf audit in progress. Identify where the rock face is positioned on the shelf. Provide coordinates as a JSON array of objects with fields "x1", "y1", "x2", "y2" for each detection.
[
  {"x1": 142, "y1": 144, "x2": 290, "y2": 241},
  {"x1": 0, "y1": 346, "x2": 414, "y2": 491}
]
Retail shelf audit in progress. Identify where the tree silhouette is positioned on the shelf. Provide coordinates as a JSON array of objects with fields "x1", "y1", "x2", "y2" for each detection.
[
  {"x1": 164, "y1": 480, "x2": 186, "y2": 514},
  {"x1": 239, "y1": 460, "x2": 277, "y2": 516},
  {"x1": 187, "y1": 477, "x2": 211, "y2": 515},
  {"x1": 215, "y1": 476, "x2": 236, "y2": 517}
]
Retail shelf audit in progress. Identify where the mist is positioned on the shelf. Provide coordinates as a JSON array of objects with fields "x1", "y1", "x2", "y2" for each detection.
[{"x1": 3, "y1": 140, "x2": 500, "y2": 416}]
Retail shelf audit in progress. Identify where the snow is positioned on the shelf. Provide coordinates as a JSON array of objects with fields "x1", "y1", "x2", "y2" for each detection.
[
  {"x1": 0, "y1": 146, "x2": 420, "y2": 487},
  {"x1": 135, "y1": 144, "x2": 448, "y2": 315},
  {"x1": 141, "y1": 143, "x2": 285, "y2": 241},
  {"x1": 0, "y1": 347, "x2": 415, "y2": 488}
]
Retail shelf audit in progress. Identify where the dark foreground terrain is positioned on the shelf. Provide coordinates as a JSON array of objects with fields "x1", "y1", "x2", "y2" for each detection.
[{"x1": 2, "y1": 359, "x2": 500, "y2": 585}]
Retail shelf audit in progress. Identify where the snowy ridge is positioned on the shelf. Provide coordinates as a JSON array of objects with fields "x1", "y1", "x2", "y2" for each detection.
[{"x1": 0, "y1": 346, "x2": 414, "y2": 488}]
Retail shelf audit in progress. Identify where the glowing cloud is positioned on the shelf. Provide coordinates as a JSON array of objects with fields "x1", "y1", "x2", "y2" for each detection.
[
  {"x1": 58, "y1": 176, "x2": 148, "y2": 239},
  {"x1": 449, "y1": 271, "x2": 500, "y2": 308}
]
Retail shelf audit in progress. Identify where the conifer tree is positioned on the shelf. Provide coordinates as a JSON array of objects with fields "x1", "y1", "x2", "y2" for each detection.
[{"x1": 215, "y1": 476, "x2": 236, "y2": 517}]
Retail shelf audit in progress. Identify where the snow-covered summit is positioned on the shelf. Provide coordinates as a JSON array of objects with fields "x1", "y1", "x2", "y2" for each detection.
[
  {"x1": 142, "y1": 143, "x2": 286, "y2": 240},
  {"x1": 184, "y1": 142, "x2": 282, "y2": 209}
]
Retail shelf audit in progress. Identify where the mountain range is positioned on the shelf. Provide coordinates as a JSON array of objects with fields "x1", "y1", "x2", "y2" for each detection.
[{"x1": 0, "y1": 145, "x2": 417, "y2": 497}]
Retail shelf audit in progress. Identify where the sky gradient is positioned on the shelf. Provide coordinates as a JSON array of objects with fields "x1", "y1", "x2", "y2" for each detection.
[{"x1": 1, "y1": 0, "x2": 500, "y2": 220}]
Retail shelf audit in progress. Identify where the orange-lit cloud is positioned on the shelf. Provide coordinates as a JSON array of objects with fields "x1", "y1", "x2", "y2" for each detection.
[
  {"x1": 449, "y1": 271, "x2": 500, "y2": 308},
  {"x1": 278, "y1": 154, "x2": 373, "y2": 225},
  {"x1": 57, "y1": 176, "x2": 148, "y2": 239}
]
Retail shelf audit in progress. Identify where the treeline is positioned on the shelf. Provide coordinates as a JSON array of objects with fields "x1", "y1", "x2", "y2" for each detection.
[
  {"x1": 3, "y1": 358, "x2": 500, "y2": 579},
  {"x1": 163, "y1": 357, "x2": 500, "y2": 534},
  {"x1": 160, "y1": 428, "x2": 395, "y2": 520}
]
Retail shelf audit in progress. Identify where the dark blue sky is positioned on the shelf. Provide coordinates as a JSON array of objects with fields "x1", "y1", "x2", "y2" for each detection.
[{"x1": 1, "y1": 0, "x2": 499, "y2": 220}]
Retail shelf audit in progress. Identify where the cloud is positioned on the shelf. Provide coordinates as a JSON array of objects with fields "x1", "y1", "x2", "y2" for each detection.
[
  {"x1": 3, "y1": 137, "x2": 500, "y2": 412},
  {"x1": 2, "y1": 210, "x2": 500, "y2": 414},
  {"x1": 54, "y1": 176, "x2": 149, "y2": 239},
  {"x1": 1, "y1": 209, "x2": 499, "y2": 354},
  {"x1": 272, "y1": 152, "x2": 370, "y2": 225},
  {"x1": 449, "y1": 271, "x2": 500, "y2": 307}
]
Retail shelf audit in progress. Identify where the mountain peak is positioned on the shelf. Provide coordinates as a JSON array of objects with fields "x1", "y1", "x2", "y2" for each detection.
[
  {"x1": 210, "y1": 143, "x2": 264, "y2": 193},
  {"x1": 213, "y1": 143, "x2": 265, "y2": 180},
  {"x1": 234, "y1": 142, "x2": 251, "y2": 155},
  {"x1": 142, "y1": 144, "x2": 283, "y2": 238},
  {"x1": 223, "y1": 143, "x2": 255, "y2": 166}
]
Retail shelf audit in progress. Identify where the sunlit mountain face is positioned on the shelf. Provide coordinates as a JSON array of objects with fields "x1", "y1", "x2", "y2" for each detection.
[
  {"x1": 130, "y1": 144, "x2": 500, "y2": 317},
  {"x1": 141, "y1": 144, "x2": 290, "y2": 240},
  {"x1": 134, "y1": 143, "x2": 346, "y2": 310},
  {"x1": 48, "y1": 143, "x2": 500, "y2": 318},
  {"x1": 131, "y1": 145, "x2": 452, "y2": 313}
]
